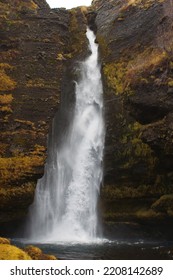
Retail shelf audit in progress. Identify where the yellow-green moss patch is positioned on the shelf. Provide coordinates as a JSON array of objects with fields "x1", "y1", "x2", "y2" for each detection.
[
  {"x1": 25, "y1": 246, "x2": 57, "y2": 260},
  {"x1": 102, "y1": 48, "x2": 167, "y2": 95},
  {"x1": 0, "y1": 94, "x2": 13, "y2": 105},
  {"x1": 168, "y1": 79, "x2": 173, "y2": 87},
  {"x1": 0, "y1": 152, "x2": 45, "y2": 185},
  {"x1": 68, "y1": 9, "x2": 87, "y2": 56},
  {"x1": 103, "y1": 61, "x2": 129, "y2": 94},
  {"x1": 101, "y1": 184, "x2": 167, "y2": 200},
  {"x1": 0, "y1": 182, "x2": 35, "y2": 207},
  {"x1": 0, "y1": 64, "x2": 16, "y2": 91},
  {"x1": 122, "y1": 0, "x2": 165, "y2": 11},
  {"x1": 0, "y1": 244, "x2": 31, "y2": 260}
]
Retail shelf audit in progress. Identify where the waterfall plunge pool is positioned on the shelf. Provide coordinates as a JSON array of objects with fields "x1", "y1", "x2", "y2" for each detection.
[{"x1": 12, "y1": 236, "x2": 173, "y2": 260}]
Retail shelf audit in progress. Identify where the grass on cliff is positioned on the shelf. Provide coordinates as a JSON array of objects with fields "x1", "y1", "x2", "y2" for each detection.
[
  {"x1": 0, "y1": 146, "x2": 45, "y2": 185},
  {"x1": 0, "y1": 94, "x2": 13, "y2": 104},
  {"x1": 122, "y1": 0, "x2": 165, "y2": 11},
  {"x1": 0, "y1": 182, "x2": 35, "y2": 207},
  {"x1": 0, "y1": 94, "x2": 13, "y2": 114},
  {"x1": 0, "y1": 64, "x2": 16, "y2": 91},
  {"x1": 103, "y1": 48, "x2": 167, "y2": 95},
  {"x1": 68, "y1": 9, "x2": 87, "y2": 56}
]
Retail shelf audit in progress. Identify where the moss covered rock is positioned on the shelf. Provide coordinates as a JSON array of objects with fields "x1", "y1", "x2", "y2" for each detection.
[
  {"x1": 151, "y1": 194, "x2": 173, "y2": 215},
  {"x1": 92, "y1": 0, "x2": 173, "y2": 222},
  {"x1": 0, "y1": 244, "x2": 31, "y2": 260},
  {"x1": 0, "y1": 237, "x2": 57, "y2": 260},
  {"x1": 24, "y1": 245, "x2": 57, "y2": 260},
  {"x1": 0, "y1": 0, "x2": 88, "y2": 231}
]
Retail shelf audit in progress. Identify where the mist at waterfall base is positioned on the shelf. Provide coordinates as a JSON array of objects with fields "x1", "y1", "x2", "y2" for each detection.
[{"x1": 26, "y1": 28, "x2": 105, "y2": 244}]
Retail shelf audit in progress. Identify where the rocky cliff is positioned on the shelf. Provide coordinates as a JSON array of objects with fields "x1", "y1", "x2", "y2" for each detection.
[
  {"x1": 92, "y1": 0, "x2": 173, "y2": 224},
  {"x1": 0, "y1": 0, "x2": 87, "y2": 231},
  {"x1": 0, "y1": 0, "x2": 173, "y2": 233}
]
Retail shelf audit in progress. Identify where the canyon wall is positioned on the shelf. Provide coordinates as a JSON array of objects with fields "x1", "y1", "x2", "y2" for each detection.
[
  {"x1": 0, "y1": 0, "x2": 87, "y2": 230},
  {"x1": 92, "y1": 0, "x2": 173, "y2": 223},
  {"x1": 0, "y1": 0, "x2": 173, "y2": 232}
]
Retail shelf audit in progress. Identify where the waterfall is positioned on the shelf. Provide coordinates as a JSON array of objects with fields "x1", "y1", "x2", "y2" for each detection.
[{"x1": 27, "y1": 28, "x2": 105, "y2": 243}]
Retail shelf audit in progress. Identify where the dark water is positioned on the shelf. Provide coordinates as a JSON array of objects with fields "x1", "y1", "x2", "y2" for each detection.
[
  {"x1": 12, "y1": 223, "x2": 173, "y2": 260},
  {"x1": 13, "y1": 239, "x2": 173, "y2": 260}
]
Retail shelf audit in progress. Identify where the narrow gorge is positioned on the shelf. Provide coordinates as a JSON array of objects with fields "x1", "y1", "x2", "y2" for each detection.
[{"x1": 0, "y1": 0, "x2": 173, "y2": 259}]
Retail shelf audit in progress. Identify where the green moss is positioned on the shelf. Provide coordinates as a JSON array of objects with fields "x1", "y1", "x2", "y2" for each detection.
[
  {"x1": 0, "y1": 106, "x2": 13, "y2": 113},
  {"x1": 21, "y1": 0, "x2": 38, "y2": 11},
  {"x1": 26, "y1": 78, "x2": 59, "y2": 90},
  {"x1": 0, "y1": 94, "x2": 13, "y2": 105},
  {"x1": 102, "y1": 48, "x2": 167, "y2": 96},
  {"x1": 103, "y1": 209, "x2": 160, "y2": 222},
  {"x1": 97, "y1": 35, "x2": 111, "y2": 59},
  {"x1": 0, "y1": 64, "x2": 16, "y2": 91},
  {"x1": 119, "y1": 120, "x2": 157, "y2": 173},
  {"x1": 122, "y1": 0, "x2": 165, "y2": 11},
  {"x1": 0, "y1": 244, "x2": 31, "y2": 260},
  {"x1": 168, "y1": 79, "x2": 173, "y2": 87},
  {"x1": 56, "y1": 53, "x2": 66, "y2": 61},
  {"x1": 68, "y1": 9, "x2": 87, "y2": 56},
  {"x1": 25, "y1": 246, "x2": 57, "y2": 260},
  {"x1": 0, "y1": 93, "x2": 13, "y2": 113},
  {"x1": 101, "y1": 184, "x2": 167, "y2": 200},
  {"x1": 0, "y1": 238, "x2": 57, "y2": 260},
  {"x1": 170, "y1": 61, "x2": 173, "y2": 70},
  {"x1": 14, "y1": 119, "x2": 35, "y2": 129},
  {"x1": 0, "y1": 182, "x2": 35, "y2": 207},
  {"x1": 0, "y1": 147, "x2": 45, "y2": 185},
  {"x1": 103, "y1": 62, "x2": 131, "y2": 95},
  {"x1": 125, "y1": 48, "x2": 167, "y2": 85}
]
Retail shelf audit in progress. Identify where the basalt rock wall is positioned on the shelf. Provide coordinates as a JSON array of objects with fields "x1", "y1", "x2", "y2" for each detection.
[
  {"x1": 92, "y1": 0, "x2": 173, "y2": 223},
  {"x1": 0, "y1": 0, "x2": 88, "y2": 231},
  {"x1": 1, "y1": 0, "x2": 173, "y2": 232}
]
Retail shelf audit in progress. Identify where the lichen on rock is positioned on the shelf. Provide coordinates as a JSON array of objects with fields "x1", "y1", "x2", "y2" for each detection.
[
  {"x1": 93, "y1": 0, "x2": 173, "y2": 223},
  {"x1": 0, "y1": 0, "x2": 90, "y2": 231}
]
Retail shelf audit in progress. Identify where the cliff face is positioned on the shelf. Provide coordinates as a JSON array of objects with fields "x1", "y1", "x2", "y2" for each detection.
[
  {"x1": 92, "y1": 0, "x2": 173, "y2": 223},
  {"x1": 1, "y1": 0, "x2": 173, "y2": 232},
  {"x1": 0, "y1": 0, "x2": 87, "y2": 229}
]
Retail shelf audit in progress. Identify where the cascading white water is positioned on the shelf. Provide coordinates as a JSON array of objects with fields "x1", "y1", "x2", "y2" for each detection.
[{"x1": 27, "y1": 28, "x2": 105, "y2": 243}]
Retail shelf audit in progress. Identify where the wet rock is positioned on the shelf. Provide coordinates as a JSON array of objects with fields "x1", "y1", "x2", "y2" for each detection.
[
  {"x1": 0, "y1": 1, "x2": 88, "y2": 230},
  {"x1": 93, "y1": 0, "x2": 173, "y2": 222},
  {"x1": 151, "y1": 194, "x2": 173, "y2": 215},
  {"x1": 24, "y1": 245, "x2": 57, "y2": 260}
]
